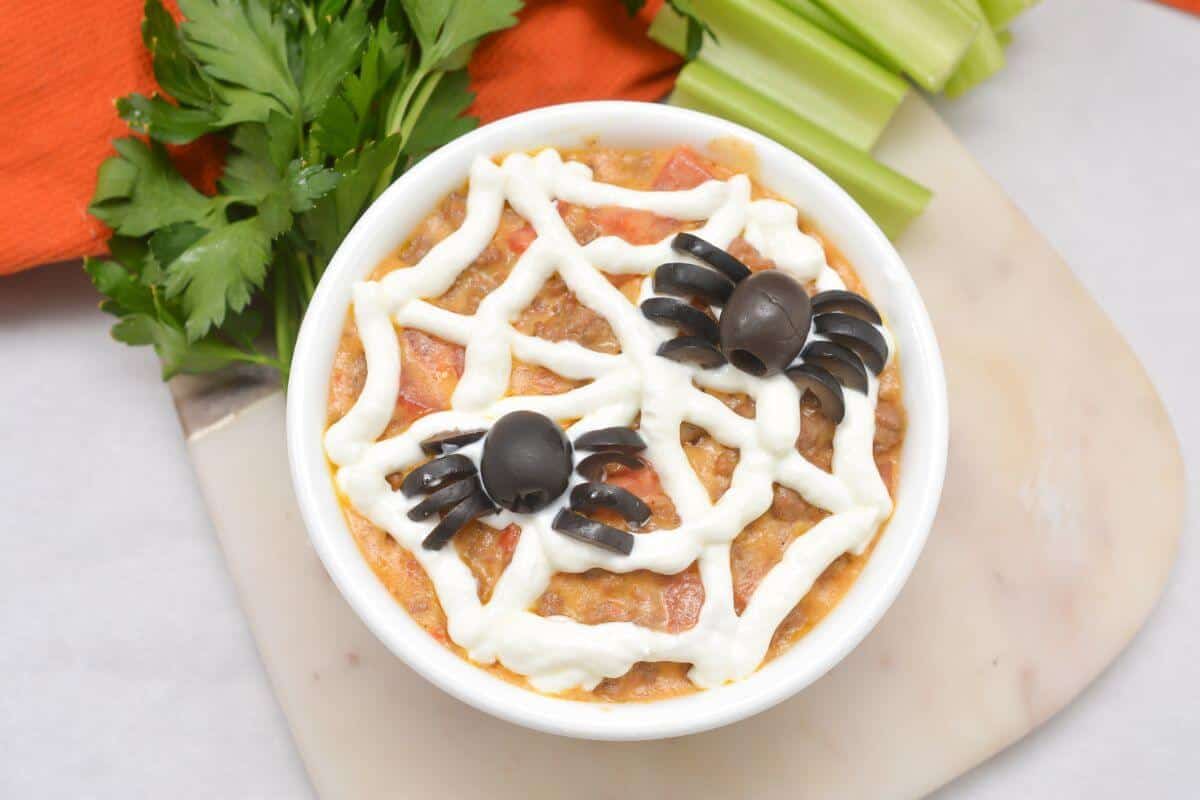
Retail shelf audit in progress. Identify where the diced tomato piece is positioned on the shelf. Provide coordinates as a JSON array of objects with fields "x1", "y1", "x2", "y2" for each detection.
[
  {"x1": 653, "y1": 146, "x2": 715, "y2": 190},
  {"x1": 606, "y1": 462, "x2": 667, "y2": 504},
  {"x1": 608, "y1": 273, "x2": 643, "y2": 303},
  {"x1": 875, "y1": 455, "x2": 896, "y2": 491},
  {"x1": 400, "y1": 550, "x2": 428, "y2": 584},
  {"x1": 509, "y1": 362, "x2": 579, "y2": 396},
  {"x1": 498, "y1": 524, "x2": 521, "y2": 556},
  {"x1": 590, "y1": 207, "x2": 680, "y2": 245},
  {"x1": 507, "y1": 223, "x2": 536, "y2": 254},
  {"x1": 662, "y1": 568, "x2": 704, "y2": 632},
  {"x1": 396, "y1": 330, "x2": 464, "y2": 425},
  {"x1": 394, "y1": 397, "x2": 430, "y2": 427},
  {"x1": 605, "y1": 461, "x2": 680, "y2": 528}
]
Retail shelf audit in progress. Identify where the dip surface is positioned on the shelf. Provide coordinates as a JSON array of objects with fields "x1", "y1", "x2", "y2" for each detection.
[{"x1": 326, "y1": 145, "x2": 905, "y2": 701}]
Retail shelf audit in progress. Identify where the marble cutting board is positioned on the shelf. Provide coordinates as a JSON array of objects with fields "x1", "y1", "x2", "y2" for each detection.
[{"x1": 174, "y1": 95, "x2": 1185, "y2": 800}]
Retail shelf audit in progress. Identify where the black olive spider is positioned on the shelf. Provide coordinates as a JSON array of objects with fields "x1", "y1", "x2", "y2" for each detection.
[
  {"x1": 402, "y1": 411, "x2": 651, "y2": 555},
  {"x1": 641, "y1": 233, "x2": 889, "y2": 423}
]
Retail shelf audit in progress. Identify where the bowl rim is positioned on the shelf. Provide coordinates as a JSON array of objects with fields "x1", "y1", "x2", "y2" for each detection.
[{"x1": 287, "y1": 100, "x2": 948, "y2": 741}]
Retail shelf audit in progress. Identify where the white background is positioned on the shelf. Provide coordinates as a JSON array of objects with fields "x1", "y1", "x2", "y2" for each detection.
[{"x1": 1, "y1": 0, "x2": 1196, "y2": 796}]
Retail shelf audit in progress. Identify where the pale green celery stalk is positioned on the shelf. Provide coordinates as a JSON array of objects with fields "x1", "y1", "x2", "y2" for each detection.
[
  {"x1": 649, "y1": 0, "x2": 907, "y2": 152},
  {"x1": 980, "y1": 0, "x2": 1039, "y2": 30},
  {"x1": 670, "y1": 61, "x2": 930, "y2": 238},
  {"x1": 811, "y1": 0, "x2": 981, "y2": 92},
  {"x1": 996, "y1": 29, "x2": 1013, "y2": 48},
  {"x1": 943, "y1": 0, "x2": 1006, "y2": 98},
  {"x1": 772, "y1": 0, "x2": 901, "y2": 72}
]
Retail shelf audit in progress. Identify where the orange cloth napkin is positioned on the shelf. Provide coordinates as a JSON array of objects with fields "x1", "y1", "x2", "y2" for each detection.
[
  {"x1": 468, "y1": 0, "x2": 678, "y2": 121},
  {"x1": 1157, "y1": 0, "x2": 1200, "y2": 13},
  {"x1": 0, "y1": 0, "x2": 677, "y2": 276}
]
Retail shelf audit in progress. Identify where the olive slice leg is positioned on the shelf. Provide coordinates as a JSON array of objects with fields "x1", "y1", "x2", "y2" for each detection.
[
  {"x1": 785, "y1": 363, "x2": 847, "y2": 423},
  {"x1": 421, "y1": 489, "x2": 495, "y2": 551},
  {"x1": 573, "y1": 427, "x2": 647, "y2": 453},
  {"x1": 813, "y1": 312, "x2": 889, "y2": 373},
  {"x1": 419, "y1": 428, "x2": 487, "y2": 455},
  {"x1": 551, "y1": 509, "x2": 636, "y2": 556},
  {"x1": 640, "y1": 297, "x2": 720, "y2": 344},
  {"x1": 671, "y1": 232, "x2": 752, "y2": 283},
  {"x1": 407, "y1": 477, "x2": 480, "y2": 521},
  {"x1": 657, "y1": 336, "x2": 727, "y2": 369},
  {"x1": 575, "y1": 451, "x2": 644, "y2": 481},
  {"x1": 810, "y1": 290, "x2": 882, "y2": 325},
  {"x1": 653, "y1": 262, "x2": 736, "y2": 306},
  {"x1": 400, "y1": 453, "x2": 477, "y2": 497},
  {"x1": 569, "y1": 482, "x2": 652, "y2": 528},
  {"x1": 801, "y1": 340, "x2": 869, "y2": 393}
]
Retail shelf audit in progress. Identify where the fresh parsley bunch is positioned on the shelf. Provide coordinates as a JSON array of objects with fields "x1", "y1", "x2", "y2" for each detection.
[{"x1": 86, "y1": 0, "x2": 521, "y2": 380}]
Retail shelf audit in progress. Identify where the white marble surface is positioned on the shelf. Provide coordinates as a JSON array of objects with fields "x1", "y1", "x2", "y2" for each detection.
[{"x1": 0, "y1": 0, "x2": 1195, "y2": 797}]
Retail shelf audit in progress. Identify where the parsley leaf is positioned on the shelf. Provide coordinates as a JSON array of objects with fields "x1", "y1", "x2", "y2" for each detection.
[
  {"x1": 220, "y1": 124, "x2": 288, "y2": 203},
  {"x1": 286, "y1": 160, "x2": 341, "y2": 211},
  {"x1": 179, "y1": 0, "x2": 300, "y2": 117},
  {"x1": 163, "y1": 218, "x2": 273, "y2": 340},
  {"x1": 426, "y1": 0, "x2": 522, "y2": 66},
  {"x1": 301, "y1": 134, "x2": 402, "y2": 262},
  {"x1": 311, "y1": 93, "x2": 361, "y2": 158},
  {"x1": 312, "y1": 17, "x2": 409, "y2": 157},
  {"x1": 113, "y1": 313, "x2": 253, "y2": 379},
  {"x1": 622, "y1": 0, "x2": 714, "y2": 60},
  {"x1": 149, "y1": 222, "x2": 210, "y2": 268},
  {"x1": 117, "y1": 94, "x2": 222, "y2": 144},
  {"x1": 142, "y1": 0, "x2": 216, "y2": 108},
  {"x1": 669, "y1": 0, "x2": 715, "y2": 60},
  {"x1": 89, "y1": 138, "x2": 215, "y2": 237},
  {"x1": 299, "y1": 3, "x2": 369, "y2": 120},
  {"x1": 85, "y1": 257, "x2": 157, "y2": 318},
  {"x1": 221, "y1": 121, "x2": 339, "y2": 237}
]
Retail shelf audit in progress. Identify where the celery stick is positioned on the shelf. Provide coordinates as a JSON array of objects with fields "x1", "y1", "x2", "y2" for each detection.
[
  {"x1": 996, "y1": 29, "x2": 1013, "y2": 48},
  {"x1": 980, "y1": 0, "x2": 1039, "y2": 30},
  {"x1": 772, "y1": 0, "x2": 901, "y2": 72},
  {"x1": 649, "y1": 0, "x2": 908, "y2": 152},
  {"x1": 811, "y1": 0, "x2": 981, "y2": 92},
  {"x1": 670, "y1": 61, "x2": 930, "y2": 238},
  {"x1": 943, "y1": 0, "x2": 1006, "y2": 98}
]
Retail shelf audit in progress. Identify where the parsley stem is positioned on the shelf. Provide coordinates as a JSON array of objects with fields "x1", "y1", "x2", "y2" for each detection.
[
  {"x1": 369, "y1": 70, "x2": 445, "y2": 202},
  {"x1": 384, "y1": 67, "x2": 429, "y2": 138},
  {"x1": 399, "y1": 70, "x2": 445, "y2": 144},
  {"x1": 300, "y1": 4, "x2": 317, "y2": 35},
  {"x1": 227, "y1": 348, "x2": 286, "y2": 371},
  {"x1": 273, "y1": 266, "x2": 295, "y2": 370},
  {"x1": 296, "y1": 118, "x2": 307, "y2": 168},
  {"x1": 370, "y1": 65, "x2": 437, "y2": 201},
  {"x1": 296, "y1": 249, "x2": 316, "y2": 302}
]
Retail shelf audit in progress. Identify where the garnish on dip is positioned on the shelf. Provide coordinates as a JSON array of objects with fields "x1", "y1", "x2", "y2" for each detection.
[
  {"x1": 642, "y1": 234, "x2": 887, "y2": 420},
  {"x1": 405, "y1": 412, "x2": 650, "y2": 556}
]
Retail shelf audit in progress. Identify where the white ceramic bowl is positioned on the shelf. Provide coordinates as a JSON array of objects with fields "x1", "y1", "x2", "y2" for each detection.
[{"x1": 287, "y1": 101, "x2": 947, "y2": 741}]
